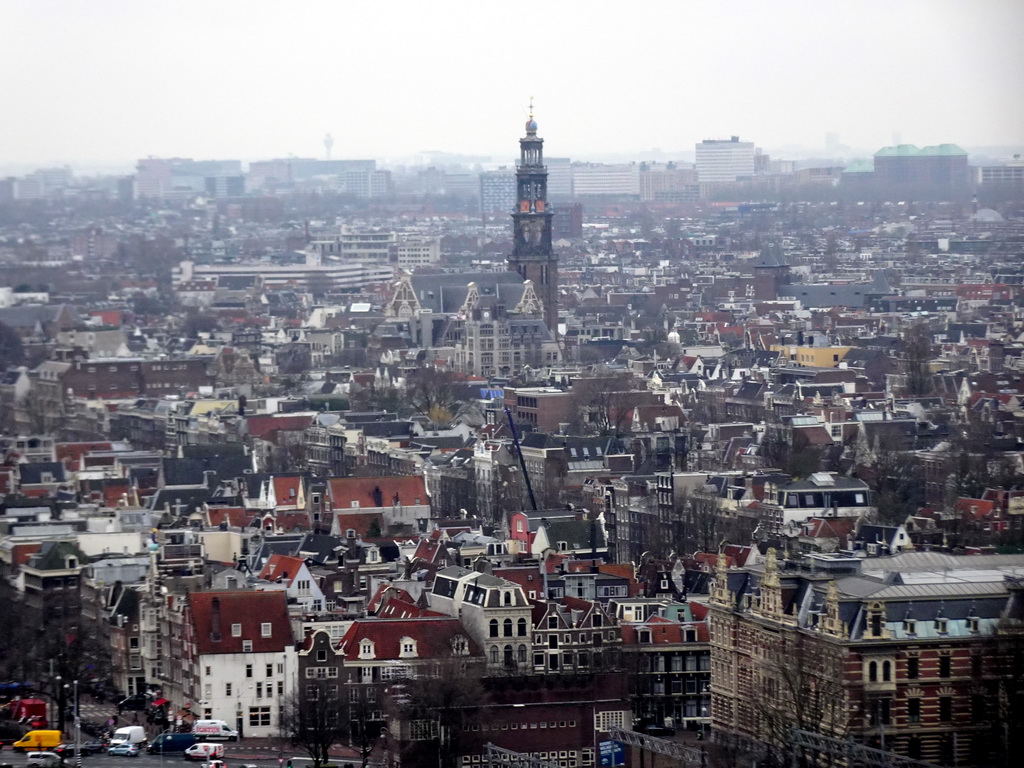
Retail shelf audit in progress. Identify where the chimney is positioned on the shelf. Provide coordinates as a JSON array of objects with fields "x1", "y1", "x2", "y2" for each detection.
[{"x1": 210, "y1": 597, "x2": 222, "y2": 642}]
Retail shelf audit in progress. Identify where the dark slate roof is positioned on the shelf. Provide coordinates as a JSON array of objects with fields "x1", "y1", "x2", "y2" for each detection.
[
  {"x1": 360, "y1": 421, "x2": 415, "y2": 438},
  {"x1": 543, "y1": 519, "x2": 606, "y2": 550},
  {"x1": 409, "y1": 272, "x2": 526, "y2": 314},
  {"x1": 148, "y1": 486, "x2": 213, "y2": 515},
  {"x1": 296, "y1": 533, "x2": 344, "y2": 565},
  {"x1": 18, "y1": 462, "x2": 66, "y2": 485},
  {"x1": 163, "y1": 455, "x2": 251, "y2": 487}
]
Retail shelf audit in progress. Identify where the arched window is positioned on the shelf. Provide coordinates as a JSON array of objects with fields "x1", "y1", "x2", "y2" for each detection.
[
  {"x1": 504, "y1": 645, "x2": 514, "y2": 666},
  {"x1": 869, "y1": 661, "x2": 878, "y2": 682},
  {"x1": 489, "y1": 619, "x2": 499, "y2": 638},
  {"x1": 489, "y1": 646, "x2": 499, "y2": 664},
  {"x1": 882, "y1": 661, "x2": 891, "y2": 682},
  {"x1": 517, "y1": 645, "x2": 527, "y2": 663},
  {"x1": 517, "y1": 618, "x2": 527, "y2": 637},
  {"x1": 503, "y1": 619, "x2": 513, "y2": 637}
]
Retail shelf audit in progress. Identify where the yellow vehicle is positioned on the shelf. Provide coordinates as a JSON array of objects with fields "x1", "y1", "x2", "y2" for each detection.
[{"x1": 13, "y1": 730, "x2": 62, "y2": 752}]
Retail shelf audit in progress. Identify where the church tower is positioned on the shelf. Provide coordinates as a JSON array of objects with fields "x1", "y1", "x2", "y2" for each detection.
[{"x1": 508, "y1": 108, "x2": 558, "y2": 336}]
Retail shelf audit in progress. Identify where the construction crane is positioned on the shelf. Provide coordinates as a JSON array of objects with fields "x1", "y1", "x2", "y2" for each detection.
[{"x1": 504, "y1": 406, "x2": 539, "y2": 512}]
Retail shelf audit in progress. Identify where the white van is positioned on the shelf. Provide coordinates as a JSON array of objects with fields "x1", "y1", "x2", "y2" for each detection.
[
  {"x1": 110, "y1": 725, "x2": 148, "y2": 747},
  {"x1": 191, "y1": 721, "x2": 238, "y2": 742},
  {"x1": 185, "y1": 743, "x2": 226, "y2": 761}
]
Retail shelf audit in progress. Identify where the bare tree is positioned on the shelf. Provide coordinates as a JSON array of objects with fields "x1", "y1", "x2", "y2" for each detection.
[
  {"x1": 387, "y1": 657, "x2": 487, "y2": 768},
  {"x1": 754, "y1": 632, "x2": 847, "y2": 768},
  {"x1": 571, "y1": 371, "x2": 648, "y2": 437},
  {"x1": 407, "y1": 367, "x2": 464, "y2": 427},
  {"x1": 279, "y1": 682, "x2": 350, "y2": 768},
  {"x1": 901, "y1": 323, "x2": 934, "y2": 397}
]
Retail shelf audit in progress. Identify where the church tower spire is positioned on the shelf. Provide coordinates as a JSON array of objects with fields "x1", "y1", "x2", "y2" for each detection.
[{"x1": 508, "y1": 105, "x2": 558, "y2": 336}]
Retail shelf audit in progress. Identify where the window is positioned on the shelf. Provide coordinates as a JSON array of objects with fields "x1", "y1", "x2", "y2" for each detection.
[
  {"x1": 246, "y1": 664, "x2": 253, "y2": 678},
  {"x1": 908, "y1": 698, "x2": 921, "y2": 723},
  {"x1": 907, "y1": 657, "x2": 919, "y2": 679},
  {"x1": 316, "y1": 650, "x2": 327, "y2": 662},
  {"x1": 594, "y1": 711, "x2": 628, "y2": 732},
  {"x1": 490, "y1": 647, "x2": 499, "y2": 664},
  {"x1": 266, "y1": 663, "x2": 274, "y2": 677},
  {"x1": 517, "y1": 618, "x2": 527, "y2": 637},
  {"x1": 256, "y1": 682, "x2": 263, "y2": 698},
  {"x1": 868, "y1": 699, "x2": 891, "y2": 726},
  {"x1": 232, "y1": 623, "x2": 242, "y2": 637},
  {"x1": 882, "y1": 661, "x2": 891, "y2": 682},
  {"x1": 248, "y1": 706, "x2": 271, "y2": 727},
  {"x1": 939, "y1": 655, "x2": 951, "y2": 678},
  {"x1": 939, "y1": 697, "x2": 952, "y2": 721},
  {"x1": 261, "y1": 622, "x2": 273, "y2": 637},
  {"x1": 242, "y1": 640, "x2": 253, "y2": 653},
  {"x1": 489, "y1": 620, "x2": 499, "y2": 638},
  {"x1": 225, "y1": 683, "x2": 232, "y2": 696},
  {"x1": 503, "y1": 619, "x2": 513, "y2": 637}
]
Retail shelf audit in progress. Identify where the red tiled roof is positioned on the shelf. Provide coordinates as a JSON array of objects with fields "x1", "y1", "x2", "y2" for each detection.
[
  {"x1": 56, "y1": 441, "x2": 113, "y2": 471},
  {"x1": 327, "y1": 476, "x2": 427, "y2": 510},
  {"x1": 259, "y1": 554, "x2": 306, "y2": 584},
  {"x1": 245, "y1": 413, "x2": 315, "y2": 440},
  {"x1": 337, "y1": 617, "x2": 480, "y2": 661},
  {"x1": 367, "y1": 583, "x2": 414, "y2": 613},
  {"x1": 207, "y1": 507, "x2": 252, "y2": 528},
  {"x1": 378, "y1": 597, "x2": 445, "y2": 619},
  {"x1": 190, "y1": 591, "x2": 291, "y2": 655},
  {"x1": 334, "y1": 512, "x2": 385, "y2": 537},
  {"x1": 273, "y1": 476, "x2": 303, "y2": 504},
  {"x1": 492, "y1": 566, "x2": 543, "y2": 597},
  {"x1": 956, "y1": 497, "x2": 995, "y2": 520}
]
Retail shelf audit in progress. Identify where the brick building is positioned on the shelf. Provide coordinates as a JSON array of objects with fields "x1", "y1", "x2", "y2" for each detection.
[{"x1": 709, "y1": 550, "x2": 1024, "y2": 767}]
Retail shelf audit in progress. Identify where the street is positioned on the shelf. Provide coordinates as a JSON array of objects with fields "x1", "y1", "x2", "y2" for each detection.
[{"x1": 0, "y1": 745, "x2": 365, "y2": 768}]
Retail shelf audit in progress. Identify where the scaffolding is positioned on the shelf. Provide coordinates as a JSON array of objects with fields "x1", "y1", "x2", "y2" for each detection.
[
  {"x1": 485, "y1": 743, "x2": 562, "y2": 768},
  {"x1": 607, "y1": 728, "x2": 707, "y2": 767}
]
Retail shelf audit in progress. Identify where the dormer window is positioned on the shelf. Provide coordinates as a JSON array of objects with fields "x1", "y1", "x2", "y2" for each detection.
[
  {"x1": 399, "y1": 636, "x2": 417, "y2": 658},
  {"x1": 967, "y1": 617, "x2": 980, "y2": 633},
  {"x1": 904, "y1": 620, "x2": 916, "y2": 636},
  {"x1": 638, "y1": 630, "x2": 652, "y2": 644},
  {"x1": 359, "y1": 640, "x2": 375, "y2": 659},
  {"x1": 936, "y1": 618, "x2": 948, "y2": 634},
  {"x1": 548, "y1": 616, "x2": 558, "y2": 629},
  {"x1": 558, "y1": 541, "x2": 568, "y2": 552},
  {"x1": 66, "y1": 557, "x2": 78, "y2": 569}
]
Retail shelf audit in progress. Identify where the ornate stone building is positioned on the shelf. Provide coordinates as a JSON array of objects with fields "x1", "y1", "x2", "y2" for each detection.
[{"x1": 709, "y1": 549, "x2": 1024, "y2": 767}]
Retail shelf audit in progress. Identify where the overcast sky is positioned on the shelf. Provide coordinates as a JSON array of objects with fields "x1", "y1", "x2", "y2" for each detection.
[{"x1": 2, "y1": 0, "x2": 1022, "y2": 171}]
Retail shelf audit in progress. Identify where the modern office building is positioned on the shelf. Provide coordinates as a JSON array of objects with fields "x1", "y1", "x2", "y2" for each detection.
[
  {"x1": 571, "y1": 163, "x2": 640, "y2": 197},
  {"x1": 480, "y1": 169, "x2": 517, "y2": 216},
  {"x1": 695, "y1": 137, "x2": 756, "y2": 183}
]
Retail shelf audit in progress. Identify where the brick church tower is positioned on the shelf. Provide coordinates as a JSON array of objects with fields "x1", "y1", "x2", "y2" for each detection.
[{"x1": 507, "y1": 109, "x2": 559, "y2": 336}]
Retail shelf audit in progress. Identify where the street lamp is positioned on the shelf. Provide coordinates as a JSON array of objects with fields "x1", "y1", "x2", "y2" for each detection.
[
  {"x1": 62, "y1": 679, "x2": 81, "y2": 768},
  {"x1": 700, "y1": 705, "x2": 708, "y2": 742}
]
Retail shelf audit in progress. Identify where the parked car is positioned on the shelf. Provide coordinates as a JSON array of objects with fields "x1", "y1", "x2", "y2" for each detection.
[
  {"x1": 26, "y1": 752, "x2": 62, "y2": 768},
  {"x1": 637, "y1": 723, "x2": 676, "y2": 737},
  {"x1": 107, "y1": 744, "x2": 140, "y2": 757},
  {"x1": 81, "y1": 741, "x2": 107, "y2": 755}
]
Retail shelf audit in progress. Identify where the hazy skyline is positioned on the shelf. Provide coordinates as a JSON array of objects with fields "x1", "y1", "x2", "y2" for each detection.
[{"x1": 2, "y1": 0, "x2": 1022, "y2": 172}]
